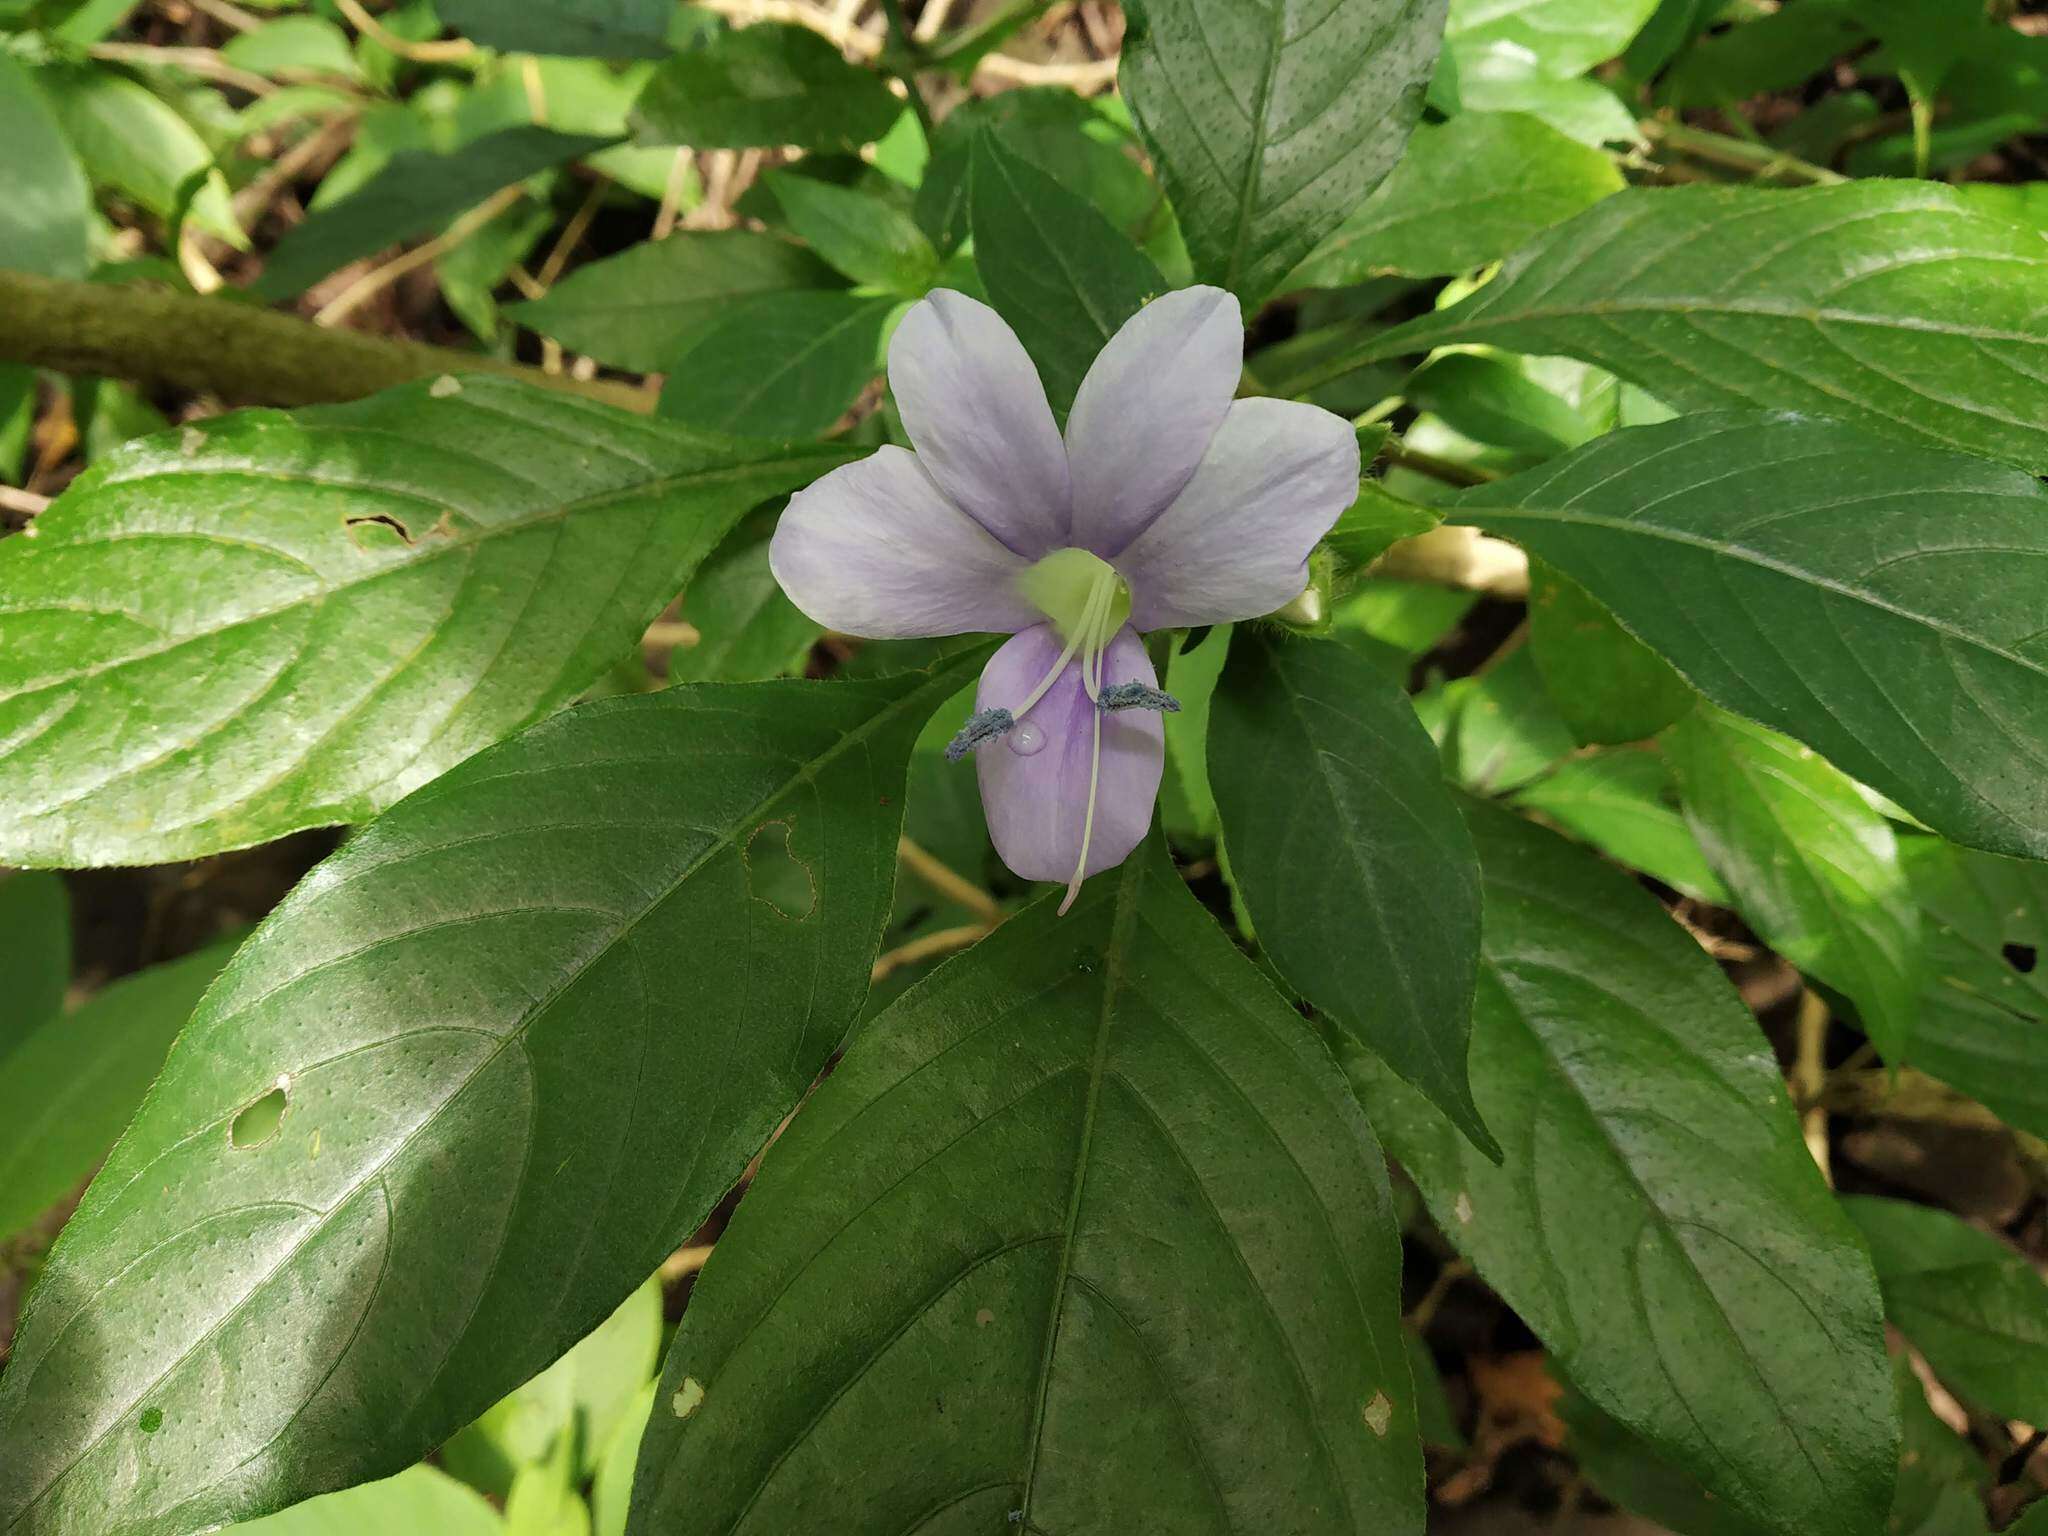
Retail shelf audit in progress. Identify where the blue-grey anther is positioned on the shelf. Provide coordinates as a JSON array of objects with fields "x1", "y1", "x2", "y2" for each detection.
[
  {"x1": 1096, "y1": 682, "x2": 1181, "y2": 715},
  {"x1": 945, "y1": 707, "x2": 1015, "y2": 761}
]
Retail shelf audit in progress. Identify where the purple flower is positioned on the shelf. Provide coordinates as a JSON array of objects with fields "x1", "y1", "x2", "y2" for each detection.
[{"x1": 770, "y1": 286, "x2": 1360, "y2": 911}]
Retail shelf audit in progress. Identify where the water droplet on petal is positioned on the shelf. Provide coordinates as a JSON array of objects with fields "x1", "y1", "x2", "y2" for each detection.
[{"x1": 1008, "y1": 721, "x2": 1047, "y2": 756}]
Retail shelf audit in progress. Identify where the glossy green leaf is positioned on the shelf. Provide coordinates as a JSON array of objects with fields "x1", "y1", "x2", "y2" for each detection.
[
  {"x1": 1405, "y1": 353, "x2": 1594, "y2": 462},
  {"x1": 1211, "y1": 628, "x2": 1493, "y2": 1156},
  {"x1": 1844, "y1": 1195, "x2": 2048, "y2": 1426},
  {"x1": 630, "y1": 838, "x2": 1421, "y2": 1534},
  {"x1": 226, "y1": 1466, "x2": 504, "y2": 1536},
  {"x1": 510, "y1": 232, "x2": 840, "y2": 373},
  {"x1": 1557, "y1": 1385, "x2": 1774, "y2": 1536},
  {"x1": 1293, "y1": 111, "x2": 1620, "y2": 286},
  {"x1": 1446, "y1": 0, "x2": 1660, "y2": 75},
  {"x1": 1526, "y1": 564, "x2": 1692, "y2": 747},
  {"x1": 0, "y1": 938, "x2": 235, "y2": 1241},
  {"x1": 1509, "y1": 750, "x2": 1728, "y2": 904},
  {"x1": 255, "y1": 128, "x2": 611, "y2": 300},
  {"x1": 630, "y1": 23, "x2": 901, "y2": 150},
  {"x1": 655, "y1": 292, "x2": 892, "y2": 439},
  {"x1": 0, "y1": 56, "x2": 92, "y2": 279},
  {"x1": 667, "y1": 515, "x2": 820, "y2": 686},
  {"x1": 0, "y1": 375, "x2": 850, "y2": 867},
  {"x1": 1345, "y1": 803, "x2": 1898, "y2": 1536},
  {"x1": 1121, "y1": 0, "x2": 1448, "y2": 305},
  {"x1": 1337, "y1": 184, "x2": 2048, "y2": 473},
  {"x1": 968, "y1": 130, "x2": 1163, "y2": 419},
  {"x1": 0, "y1": 870, "x2": 71, "y2": 1060},
  {"x1": 34, "y1": 63, "x2": 242, "y2": 247},
  {"x1": 1451, "y1": 51, "x2": 1640, "y2": 146},
  {"x1": 1666, "y1": 707, "x2": 1921, "y2": 1059},
  {"x1": 765, "y1": 171, "x2": 936, "y2": 294},
  {"x1": 1451, "y1": 412, "x2": 2048, "y2": 861},
  {"x1": 445, "y1": 1278, "x2": 663, "y2": 1491},
  {"x1": 438, "y1": 0, "x2": 677, "y2": 58},
  {"x1": 1433, "y1": 648, "x2": 1575, "y2": 795},
  {"x1": 0, "y1": 650, "x2": 982, "y2": 1535},
  {"x1": 1899, "y1": 838, "x2": 2048, "y2": 1137}
]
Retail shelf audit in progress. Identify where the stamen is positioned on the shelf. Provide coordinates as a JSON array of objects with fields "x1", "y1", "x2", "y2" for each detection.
[
  {"x1": 1097, "y1": 682, "x2": 1181, "y2": 715},
  {"x1": 1059, "y1": 707, "x2": 1103, "y2": 917},
  {"x1": 945, "y1": 707, "x2": 1015, "y2": 761}
]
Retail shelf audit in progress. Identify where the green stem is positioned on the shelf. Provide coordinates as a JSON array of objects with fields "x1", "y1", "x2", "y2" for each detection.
[
  {"x1": 877, "y1": 0, "x2": 937, "y2": 140},
  {"x1": 0, "y1": 270, "x2": 654, "y2": 412},
  {"x1": 1639, "y1": 118, "x2": 1847, "y2": 186}
]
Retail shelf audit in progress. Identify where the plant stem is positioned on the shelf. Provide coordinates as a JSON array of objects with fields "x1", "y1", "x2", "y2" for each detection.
[
  {"x1": 898, "y1": 836, "x2": 1003, "y2": 927},
  {"x1": 877, "y1": 0, "x2": 938, "y2": 139},
  {"x1": 0, "y1": 269, "x2": 654, "y2": 413},
  {"x1": 1639, "y1": 118, "x2": 1847, "y2": 186}
]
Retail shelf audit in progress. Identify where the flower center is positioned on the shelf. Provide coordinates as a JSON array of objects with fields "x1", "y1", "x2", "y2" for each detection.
[
  {"x1": 1017, "y1": 547, "x2": 1130, "y2": 652},
  {"x1": 944, "y1": 548, "x2": 1175, "y2": 918}
]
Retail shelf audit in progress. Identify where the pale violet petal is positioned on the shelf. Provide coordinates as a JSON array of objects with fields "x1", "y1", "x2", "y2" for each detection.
[
  {"x1": 888, "y1": 289, "x2": 1071, "y2": 557},
  {"x1": 1118, "y1": 397, "x2": 1360, "y2": 630},
  {"x1": 768, "y1": 446, "x2": 1038, "y2": 638},
  {"x1": 974, "y1": 624, "x2": 1162, "y2": 885},
  {"x1": 1065, "y1": 285, "x2": 1243, "y2": 558}
]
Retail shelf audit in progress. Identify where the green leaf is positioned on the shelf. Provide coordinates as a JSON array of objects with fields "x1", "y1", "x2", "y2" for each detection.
[
  {"x1": 509, "y1": 231, "x2": 841, "y2": 373},
  {"x1": 1557, "y1": 1384, "x2": 1775, "y2": 1536},
  {"x1": 225, "y1": 1466, "x2": 504, "y2": 1536},
  {"x1": 967, "y1": 130, "x2": 1164, "y2": 419},
  {"x1": 1509, "y1": 750, "x2": 1729, "y2": 904},
  {"x1": 0, "y1": 651, "x2": 983, "y2": 1535},
  {"x1": 1452, "y1": 412, "x2": 2048, "y2": 861},
  {"x1": 1446, "y1": 0, "x2": 1661, "y2": 76},
  {"x1": 0, "y1": 871, "x2": 70, "y2": 1060},
  {"x1": 589, "y1": 1382, "x2": 654, "y2": 1536},
  {"x1": 1527, "y1": 564, "x2": 1692, "y2": 746},
  {"x1": 629, "y1": 838, "x2": 1421, "y2": 1534},
  {"x1": 1290, "y1": 111, "x2": 1622, "y2": 285},
  {"x1": 0, "y1": 56, "x2": 92, "y2": 279},
  {"x1": 255, "y1": 128, "x2": 613, "y2": 300},
  {"x1": 221, "y1": 16, "x2": 364, "y2": 82},
  {"x1": 630, "y1": 23, "x2": 901, "y2": 150},
  {"x1": 1211, "y1": 629, "x2": 1493, "y2": 1157},
  {"x1": 1433, "y1": 647, "x2": 1575, "y2": 795},
  {"x1": 34, "y1": 62, "x2": 243, "y2": 247},
  {"x1": 655, "y1": 291, "x2": 893, "y2": 439},
  {"x1": 1325, "y1": 480, "x2": 1441, "y2": 576},
  {"x1": 1404, "y1": 353, "x2": 1595, "y2": 462},
  {"x1": 1339, "y1": 184, "x2": 2048, "y2": 474},
  {"x1": 1344, "y1": 803, "x2": 1898, "y2": 1536},
  {"x1": 1899, "y1": 837, "x2": 2048, "y2": 1137},
  {"x1": 444, "y1": 1278, "x2": 663, "y2": 1491},
  {"x1": 0, "y1": 375, "x2": 850, "y2": 867},
  {"x1": 667, "y1": 515, "x2": 820, "y2": 686},
  {"x1": 0, "y1": 938, "x2": 236, "y2": 1242},
  {"x1": 1121, "y1": 0, "x2": 1448, "y2": 305},
  {"x1": 916, "y1": 89, "x2": 1161, "y2": 257},
  {"x1": 437, "y1": 0, "x2": 678, "y2": 59},
  {"x1": 1843, "y1": 1195, "x2": 2048, "y2": 1426},
  {"x1": 1450, "y1": 42, "x2": 1642, "y2": 145},
  {"x1": 765, "y1": 171, "x2": 936, "y2": 294},
  {"x1": 1665, "y1": 707, "x2": 1922, "y2": 1059}
]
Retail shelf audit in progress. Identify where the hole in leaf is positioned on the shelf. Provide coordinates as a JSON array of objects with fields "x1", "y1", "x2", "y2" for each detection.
[
  {"x1": 744, "y1": 821, "x2": 816, "y2": 920},
  {"x1": 2004, "y1": 943, "x2": 2037, "y2": 974},
  {"x1": 231, "y1": 1084, "x2": 288, "y2": 1149},
  {"x1": 344, "y1": 513, "x2": 414, "y2": 551},
  {"x1": 139, "y1": 1406, "x2": 163, "y2": 1433},
  {"x1": 672, "y1": 1377, "x2": 705, "y2": 1420}
]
